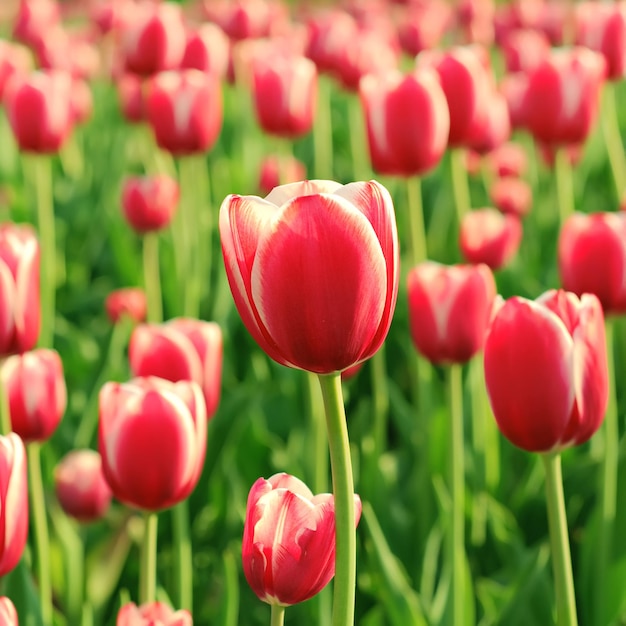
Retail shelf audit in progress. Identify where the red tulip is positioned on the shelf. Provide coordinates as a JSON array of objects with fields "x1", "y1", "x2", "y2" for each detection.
[
  {"x1": 490, "y1": 176, "x2": 532, "y2": 217},
  {"x1": 219, "y1": 180, "x2": 399, "y2": 373},
  {"x1": 206, "y1": 0, "x2": 273, "y2": 42},
  {"x1": 0, "y1": 433, "x2": 28, "y2": 577},
  {"x1": 146, "y1": 69, "x2": 223, "y2": 156},
  {"x1": 484, "y1": 290, "x2": 608, "y2": 452},
  {"x1": 484, "y1": 141, "x2": 527, "y2": 178},
  {"x1": 99, "y1": 377, "x2": 207, "y2": 511},
  {"x1": 181, "y1": 23, "x2": 230, "y2": 79},
  {"x1": 121, "y1": 175, "x2": 179, "y2": 234},
  {"x1": 396, "y1": 1, "x2": 451, "y2": 56},
  {"x1": 0, "y1": 224, "x2": 40, "y2": 356},
  {"x1": 129, "y1": 319, "x2": 223, "y2": 419},
  {"x1": 459, "y1": 208, "x2": 522, "y2": 270},
  {"x1": 467, "y1": 87, "x2": 511, "y2": 155},
  {"x1": 500, "y1": 29, "x2": 551, "y2": 73},
  {"x1": 2, "y1": 349, "x2": 65, "y2": 443},
  {"x1": 0, "y1": 597, "x2": 18, "y2": 625},
  {"x1": 407, "y1": 261, "x2": 496, "y2": 365},
  {"x1": 4, "y1": 70, "x2": 74, "y2": 153},
  {"x1": 116, "y1": 74, "x2": 145, "y2": 124},
  {"x1": 116, "y1": 602, "x2": 191, "y2": 626},
  {"x1": 305, "y1": 10, "x2": 354, "y2": 75},
  {"x1": 500, "y1": 71, "x2": 529, "y2": 130},
  {"x1": 0, "y1": 41, "x2": 32, "y2": 101},
  {"x1": 359, "y1": 67, "x2": 450, "y2": 177},
  {"x1": 54, "y1": 450, "x2": 112, "y2": 523},
  {"x1": 105, "y1": 288, "x2": 147, "y2": 324},
  {"x1": 242, "y1": 473, "x2": 362, "y2": 606},
  {"x1": 456, "y1": 0, "x2": 495, "y2": 45},
  {"x1": 558, "y1": 212, "x2": 626, "y2": 314},
  {"x1": 258, "y1": 155, "x2": 306, "y2": 195}
]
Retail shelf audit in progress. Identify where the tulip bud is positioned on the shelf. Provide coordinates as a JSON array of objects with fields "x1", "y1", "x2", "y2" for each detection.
[
  {"x1": 484, "y1": 290, "x2": 608, "y2": 452},
  {"x1": 466, "y1": 87, "x2": 511, "y2": 155},
  {"x1": 0, "y1": 223, "x2": 40, "y2": 356},
  {"x1": 116, "y1": 601, "x2": 192, "y2": 626},
  {"x1": 407, "y1": 262, "x2": 496, "y2": 365},
  {"x1": 219, "y1": 180, "x2": 399, "y2": 374},
  {"x1": 258, "y1": 155, "x2": 306, "y2": 195},
  {"x1": 146, "y1": 69, "x2": 223, "y2": 156},
  {"x1": 129, "y1": 319, "x2": 223, "y2": 419},
  {"x1": 490, "y1": 176, "x2": 532, "y2": 217},
  {"x1": 181, "y1": 23, "x2": 230, "y2": 79},
  {"x1": 105, "y1": 288, "x2": 147, "y2": 324},
  {"x1": 243, "y1": 473, "x2": 362, "y2": 606},
  {"x1": 54, "y1": 450, "x2": 112, "y2": 523},
  {"x1": 359, "y1": 67, "x2": 450, "y2": 177},
  {"x1": 2, "y1": 349, "x2": 66, "y2": 443},
  {"x1": 121, "y1": 175, "x2": 179, "y2": 234},
  {"x1": 116, "y1": 74, "x2": 145, "y2": 124},
  {"x1": 99, "y1": 377, "x2": 207, "y2": 511},
  {"x1": 0, "y1": 597, "x2": 18, "y2": 625}
]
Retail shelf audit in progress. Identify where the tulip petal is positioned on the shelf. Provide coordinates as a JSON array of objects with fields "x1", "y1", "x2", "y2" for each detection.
[{"x1": 264, "y1": 180, "x2": 342, "y2": 207}]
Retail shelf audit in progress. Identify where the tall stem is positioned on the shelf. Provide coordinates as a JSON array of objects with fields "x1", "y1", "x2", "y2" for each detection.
[
  {"x1": 306, "y1": 372, "x2": 328, "y2": 494},
  {"x1": 140, "y1": 513, "x2": 159, "y2": 604},
  {"x1": 172, "y1": 501, "x2": 192, "y2": 610},
  {"x1": 601, "y1": 82, "x2": 626, "y2": 201},
  {"x1": 450, "y1": 148, "x2": 471, "y2": 226},
  {"x1": 541, "y1": 453, "x2": 578, "y2": 626},
  {"x1": 348, "y1": 95, "x2": 369, "y2": 182},
  {"x1": 143, "y1": 233, "x2": 162, "y2": 323},
  {"x1": 317, "y1": 373, "x2": 356, "y2": 626},
  {"x1": 406, "y1": 176, "x2": 427, "y2": 266},
  {"x1": 555, "y1": 148, "x2": 575, "y2": 226},
  {"x1": 0, "y1": 358, "x2": 10, "y2": 435},
  {"x1": 270, "y1": 604, "x2": 286, "y2": 626},
  {"x1": 370, "y1": 345, "x2": 389, "y2": 458},
  {"x1": 313, "y1": 76, "x2": 334, "y2": 180},
  {"x1": 28, "y1": 443, "x2": 52, "y2": 625}
]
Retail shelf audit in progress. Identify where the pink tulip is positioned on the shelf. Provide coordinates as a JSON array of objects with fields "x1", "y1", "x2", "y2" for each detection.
[
  {"x1": 242, "y1": 473, "x2": 362, "y2": 606},
  {"x1": 219, "y1": 180, "x2": 399, "y2": 373},
  {"x1": 13, "y1": 0, "x2": 61, "y2": 47},
  {"x1": 181, "y1": 23, "x2": 230, "y2": 79},
  {"x1": 467, "y1": 87, "x2": 511, "y2": 155},
  {"x1": 0, "y1": 597, "x2": 18, "y2": 625},
  {"x1": 105, "y1": 288, "x2": 147, "y2": 324},
  {"x1": 206, "y1": 0, "x2": 273, "y2": 41},
  {"x1": 500, "y1": 71, "x2": 529, "y2": 130},
  {"x1": 116, "y1": 602, "x2": 191, "y2": 626},
  {"x1": 484, "y1": 141, "x2": 527, "y2": 178},
  {"x1": 121, "y1": 175, "x2": 179, "y2": 234},
  {"x1": 258, "y1": 155, "x2": 306, "y2": 195},
  {"x1": 0, "y1": 41, "x2": 32, "y2": 101},
  {"x1": 484, "y1": 290, "x2": 608, "y2": 452},
  {"x1": 500, "y1": 29, "x2": 551, "y2": 73},
  {"x1": 396, "y1": 1, "x2": 451, "y2": 56},
  {"x1": 490, "y1": 177, "x2": 532, "y2": 217},
  {"x1": 116, "y1": 74, "x2": 145, "y2": 124}
]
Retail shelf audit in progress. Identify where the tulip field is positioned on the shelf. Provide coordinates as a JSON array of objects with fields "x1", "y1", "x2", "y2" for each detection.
[{"x1": 3, "y1": 0, "x2": 626, "y2": 625}]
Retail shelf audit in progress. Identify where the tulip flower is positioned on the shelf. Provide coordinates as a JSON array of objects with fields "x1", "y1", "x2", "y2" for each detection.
[
  {"x1": 258, "y1": 155, "x2": 306, "y2": 195},
  {"x1": 484, "y1": 141, "x2": 527, "y2": 178},
  {"x1": 219, "y1": 179, "x2": 399, "y2": 374},
  {"x1": 305, "y1": 9, "x2": 355, "y2": 75},
  {"x1": 117, "y1": 74, "x2": 145, "y2": 124},
  {"x1": 12, "y1": 0, "x2": 60, "y2": 47},
  {"x1": 2, "y1": 349, "x2": 66, "y2": 443},
  {"x1": 500, "y1": 29, "x2": 551, "y2": 73},
  {"x1": 500, "y1": 71, "x2": 529, "y2": 131},
  {"x1": 0, "y1": 223, "x2": 40, "y2": 356},
  {"x1": 490, "y1": 176, "x2": 532, "y2": 217},
  {"x1": 99, "y1": 377, "x2": 207, "y2": 511},
  {"x1": 243, "y1": 473, "x2": 362, "y2": 607},
  {"x1": 181, "y1": 23, "x2": 230, "y2": 79},
  {"x1": 0, "y1": 433, "x2": 28, "y2": 577},
  {"x1": 466, "y1": 87, "x2": 511, "y2": 155},
  {"x1": 0, "y1": 597, "x2": 18, "y2": 625},
  {"x1": 207, "y1": 0, "x2": 273, "y2": 41},
  {"x1": 117, "y1": 601, "x2": 192, "y2": 626},
  {"x1": 407, "y1": 261, "x2": 496, "y2": 365},
  {"x1": 121, "y1": 175, "x2": 179, "y2": 234},
  {"x1": 396, "y1": 1, "x2": 451, "y2": 56},
  {"x1": 106, "y1": 288, "x2": 147, "y2": 324},
  {"x1": 129, "y1": 319, "x2": 223, "y2": 418},
  {"x1": 54, "y1": 449, "x2": 112, "y2": 523},
  {"x1": 0, "y1": 40, "x2": 32, "y2": 101},
  {"x1": 146, "y1": 69, "x2": 223, "y2": 156}
]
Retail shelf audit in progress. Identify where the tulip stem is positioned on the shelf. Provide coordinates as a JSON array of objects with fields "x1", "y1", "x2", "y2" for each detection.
[
  {"x1": 370, "y1": 344, "x2": 389, "y2": 458},
  {"x1": 270, "y1": 604, "x2": 286, "y2": 626},
  {"x1": 317, "y1": 372, "x2": 356, "y2": 626},
  {"x1": 406, "y1": 176, "x2": 427, "y2": 266},
  {"x1": 601, "y1": 82, "x2": 626, "y2": 201},
  {"x1": 555, "y1": 147, "x2": 575, "y2": 225},
  {"x1": 313, "y1": 75, "x2": 333, "y2": 180},
  {"x1": 140, "y1": 512, "x2": 159, "y2": 604},
  {"x1": 172, "y1": 500, "x2": 193, "y2": 611},
  {"x1": 0, "y1": 358, "x2": 10, "y2": 435},
  {"x1": 28, "y1": 442, "x2": 52, "y2": 626},
  {"x1": 450, "y1": 148, "x2": 471, "y2": 226},
  {"x1": 448, "y1": 364, "x2": 466, "y2": 626},
  {"x1": 306, "y1": 372, "x2": 328, "y2": 494},
  {"x1": 143, "y1": 233, "x2": 163, "y2": 323},
  {"x1": 541, "y1": 452, "x2": 578, "y2": 626},
  {"x1": 349, "y1": 95, "x2": 369, "y2": 182}
]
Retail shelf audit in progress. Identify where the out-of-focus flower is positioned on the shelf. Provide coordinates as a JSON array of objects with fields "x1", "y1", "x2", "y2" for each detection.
[
  {"x1": 106, "y1": 288, "x2": 147, "y2": 324},
  {"x1": 500, "y1": 29, "x2": 551, "y2": 73},
  {"x1": 484, "y1": 141, "x2": 527, "y2": 178},
  {"x1": 0, "y1": 41, "x2": 32, "y2": 101},
  {"x1": 116, "y1": 74, "x2": 145, "y2": 123},
  {"x1": 396, "y1": 1, "x2": 452, "y2": 56},
  {"x1": 116, "y1": 601, "x2": 192, "y2": 626},
  {"x1": 13, "y1": 0, "x2": 61, "y2": 47},
  {"x1": 121, "y1": 175, "x2": 179, "y2": 234},
  {"x1": 0, "y1": 597, "x2": 18, "y2": 625},
  {"x1": 258, "y1": 155, "x2": 306, "y2": 195},
  {"x1": 181, "y1": 23, "x2": 230, "y2": 80},
  {"x1": 490, "y1": 176, "x2": 532, "y2": 217}
]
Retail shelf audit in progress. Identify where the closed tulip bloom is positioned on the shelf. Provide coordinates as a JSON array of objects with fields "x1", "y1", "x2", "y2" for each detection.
[
  {"x1": 181, "y1": 23, "x2": 230, "y2": 79},
  {"x1": 105, "y1": 288, "x2": 147, "y2": 324},
  {"x1": 4, "y1": 70, "x2": 74, "y2": 153},
  {"x1": 484, "y1": 290, "x2": 608, "y2": 452},
  {"x1": 220, "y1": 180, "x2": 399, "y2": 373},
  {"x1": 500, "y1": 28, "x2": 551, "y2": 73},
  {"x1": 408, "y1": 262, "x2": 496, "y2": 365},
  {"x1": 558, "y1": 212, "x2": 626, "y2": 314},
  {"x1": 258, "y1": 155, "x2": 306, "y2": 195},
  {"x1": 116, "y1": 74, "x2": 145, "y2": 124},
  {"x1": 129, "y1": 319, "x2": 223, "y2": 418},
  {"x1": 146, "y1": 69, "x2": 223, "y2": 155},
  {"x1": 0, "y1": 597, "x2": 18, "y2": 625},
  {"x1": 359, "y1": 67, "x2": 450, "y2": 177},
  {"x1": 99, "y1": 377, "x2": 207, "y2": 511},
  {"x1": 0, "y1": 224, "x2": 40, "y2": 356},
  {"x1": 305, "y1": 10, "x2": 355, "y2": 74},
  {"x1": 484, "y1": 141, "x2": 527, "y2": 178},
  {"x1": 0, "y1": 41, "x2": 32, "y2": 101},
  {"x1": 490, "y1": 176, "x2": 532, "y2": 217},
  {"x1": 242, "y1": 473, "x2": 362, "y2": 606},
  {"x1": 54, "y1": 450, "x2": 112, "y2": 523},
  {"x1": 0, "y1": 433, "x2": 28, "y2": 577},
  {"x1": 121, "y1": 175, "x2": 179, "y2": 234},
  {"x1": 500, "y1": 71, "x2": 529, "y2": 130},
  {"x1": 460, "y1": 208, "x2": 522, "y2": 270},
  {"x1": 467, "y1": 87, "x2": 511, "y2": 155},
  {"x1": 116, "y1": 602, "x2": 192, "y2": 626},
  {"x1": 397, "y1": 1, "x2": 451, "y2": 56},
  {"x1": 207, "y1": 0, "x2": 273, "y2": 41}
]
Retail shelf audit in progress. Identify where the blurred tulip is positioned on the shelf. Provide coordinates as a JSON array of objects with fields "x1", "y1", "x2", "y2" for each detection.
[
  {"x1": 459, "y1": 208, "x2": 522, "y2": 270},
  {"x1": 465, "y1": 149, "x2": 483, "y2": 177},
  {"x1": 0, "y1": 41, "x2": 32, "y2": 101},
  {"x1": 54, "y1": 449, "x2": 112, "y2": 523},
  {"x1": 243, "y1": 473, "x2": 362, "y2": 606},
  {"x1": 181, "y1": 23, "x2": 230, "y2": 80},
  {"x1": 220, "y1": 180, "x2": 399, "y2": 374},
  {"x1": 129, "y1": 319, "x2": 223, "y2": 418},
  {"x1": 258, "y1": 155, "x2": 306, "y2": 195},
  {"x1": 70, "y1": 79, "x2": 93, "y2": 126},
  {"x1": 500, "y1": 29, "x2": 551, "y2": 73},
  {"x1": 490, "y1": 176, "x2": 532, "y2": 217},
  {"x1": 500, "y1": 71, "x2": 529, "y2": 130},
  {"x1": 106, "y1": 288, "x2": 147, "y2": 324},
  {"x1": 305, "y1": 9, "x2": 354, "y2": 74},
  {"x1": 407, "y1": 261, "x2": 496, "y2": 365},
  {"x1": 396, "y1": 1, "x2": 451, "y2": 56},
  {"x1": 121, "y1": 175, "x2": 179, "y2": 234},
  {"x1": 484, "y1": 141, "x2": 527, "y2": 178},
  {"x1": 0, "y1": 223, "x2": 40, "y2": 356},
  {"x1": 467, "y1": 87, "x2": 511, "y2": 155},
  {"x1": 99, "y1": 377, "x2": 207, "y2": 511},
  {"x1": 13, "y1": 0, "x2": 60, "y2": 47},
  {"x1": 538, "y1": 142, "x2": 583, "y2": 169},
  {"x1": 146, "y1": 69, "x2": 223, "y2": 155},
  {"x1": 4, "y1": 70, "x2": 74, "y2": 153},
  {"x1": 116, "y1": 601, "x2": 192, "y2": 626},
  {"x1": 484, "y1": 290, "x2": 608, "y2": 452},
  {"x1": 0, "y1": 597, "x2": 18, "y2": 625},
  {"x1": 0, "y1": 433, "x2": 28, "y2": 577},
  {"x1": 359, "y1": 67, "x2": 450, "y2": 177},
  {"x1": 457, "y1": 0, "x2": 495, "y2": 45},
  {"x1": 116, "y1": 74, "x2": 145, "y2": 123},
  {"x1": 206, "y1": 0, "x2": 273, "y2": 41}
]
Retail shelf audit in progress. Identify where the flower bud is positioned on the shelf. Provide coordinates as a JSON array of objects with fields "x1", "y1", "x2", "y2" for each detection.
[
  {"x1": 121, "y1": 175, "x2": 179, "y2": 234},
  {"x1": 105, "y1": 288, "x2": 147, "y2": 324},
  {"x1": 181, "y1": 23, "x2": 230, "y2": 80},
  {"x1": 490, "y1": 176, "x2": 532, "y2": 217}
]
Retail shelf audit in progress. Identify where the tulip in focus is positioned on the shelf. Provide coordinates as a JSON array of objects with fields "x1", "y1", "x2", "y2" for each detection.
[
  {"x1": 99, "y1": 377, "x2": 206, "y2": 511},
  {"x1": 490, "y1": 176, "x2": 532, "y2": 217},
  {"x1": 54, "y1": 449, "x2": 112, "y2": 523},
  {"x1": 106, "y1": 288, "x2": 147, "y2": 324},
  {"x1": 219, "y1": 180, "x2": 399, "y2": 374},
  {"x1": 121, "y1": 175, "x2": 180, "y2": 234},
  {"x1": 116, "y1": 601, "x2": 192, "y2": 626},
  {"x1": 484, "y1": 290, "x2": 608, "y2": 452},
  {"x1": 1, "y1": 349, "x2": 66, "y2": 443},
  {"x1": 407, "y1": 261, "x2": 496, "y2": 365},
  {"x1": 0, "y1": 597, "x2": 18, "y2": 625},
  {"x1": 243, "y1": 473, "x2": 362, "y2": 606},
  {"x1": 258, "y1": 155, "x2": 306, "y2": 195}
]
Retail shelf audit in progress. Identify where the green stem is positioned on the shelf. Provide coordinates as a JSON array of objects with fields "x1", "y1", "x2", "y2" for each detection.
[
  {"x1": 143, "y1": 233, "x2": 163, "y2": 323},
  {"x1": 370, "y1": 346, "x2": 389, "y2": 458},
  {"x1": 0, "y1": 357, "x2": 10, "y2": 435},
  {"x1": 28, "y1": 443, "x2": 52, "y2": 625},
  {"x1": 306, "y1": 372, "x2": 328, "y2": 494},
  {"x1": 317, "y1": 373, "x2": 356, "y2": 626},
  {"x1": 601, "y1": 82, "x2": 626, "y2": 202},
  {"x1": 470, "y1": 356, "x2": 487, "y2": 547},
  {"x1": 270, "y1": 604, "x2": 286, "y2": 626},
  {"x1": 406, "y1": 176, "x2": 427, "y2": 266},
  {"x1": 349, "y1": 95, "x2": 369, "y2": 182},
  {"x1": 172, "y1": 501, "x2": 192, "y2": 611},
  {"x1": 448, "y1": 364, "x2": 465, "y2": 626},
  {"x1": 450, "y1": 148, "x2": 471, "y2": 226},
  {"x1": 555, "y1": 147, "x2": 575, "y2": 226},
  {"x1": 541, "y1": 453, "x2": 578, "y2": 626},
  {"x1": 313, "y1": 75, "x2": 333, "y2": 180},
  {"x1": 139, "y1": 513, "x2": 159, "y2": 604}
]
